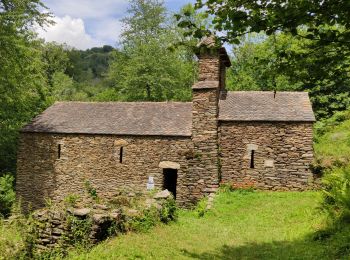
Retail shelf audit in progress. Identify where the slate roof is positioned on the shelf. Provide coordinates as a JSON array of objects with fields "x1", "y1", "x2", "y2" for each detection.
[
  {"x1": 219, "y1": 91, "x2": 315, "y2": 122},
  {"x1": 21, "y1": 102, "x2": 193, "y2": 136},
  {"x1": 21, "y1": 91, "x2": 315, "y2": 136}
]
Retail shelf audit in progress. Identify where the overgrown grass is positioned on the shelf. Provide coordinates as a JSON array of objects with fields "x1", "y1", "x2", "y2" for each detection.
[
  {"x1": 0, "y1": 217, "x2": 29, "y2": 259},
  {"x1": 314, "y1": 110, "x2": 350, "y2": 168},
  {"x1": 67, "y1": 191, "x2": 350, "y2": 259}
]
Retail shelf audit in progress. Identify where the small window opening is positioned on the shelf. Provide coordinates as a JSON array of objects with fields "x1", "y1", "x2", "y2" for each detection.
[
  {"x1": 119, "y1": 147, "x2": 123, "y2": 163},
  {"x1": 58, "y1": 144, "x2": 61, "y2": 159},
  {"x1": 250, "y1": 150, "x2": 255, "y2": 169}
]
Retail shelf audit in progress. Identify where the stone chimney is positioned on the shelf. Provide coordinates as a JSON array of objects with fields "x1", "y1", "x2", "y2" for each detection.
[
  {"x1": 190, "y1": 36, "x2": 231, "y2": 204},
  {"x1": 196, "y1": 36, "x2": 231, "y2": 90}
]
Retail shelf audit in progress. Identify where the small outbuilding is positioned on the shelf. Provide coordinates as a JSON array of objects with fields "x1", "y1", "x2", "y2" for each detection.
[{"x1": 16, "y1": 38, "x2": 315, "y2": 210}]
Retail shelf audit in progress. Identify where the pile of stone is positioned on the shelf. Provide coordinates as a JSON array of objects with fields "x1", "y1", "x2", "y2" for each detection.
[{"x1": 31, "y1": 190, "x2": 173, "y2": 252}]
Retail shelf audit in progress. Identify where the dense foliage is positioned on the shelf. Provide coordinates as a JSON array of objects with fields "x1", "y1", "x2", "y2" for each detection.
[
  {"x1": 312, "y1": 109, "x2": 350, "y2": 230},
  {"x1": 107, "y1": 0, "x2": 196, "y2": 102},
  {"x1": 176, "y1": 1, "x2": 350, "y2": 119},
  {"x1": 0, "y1": 0, "x2": 51, "y2": 174},
  {"x1": 0, "y1": 174, "x2": 15, "y2": 217},
  {"x1": 227, "y1": 32, "x2": 350, "y2": 118},
  {"x1": 193, "y1": 0, "x2": 350, "y2": 46},
  {"x1": 322, "y1": 167, "x2": 350, "y2": 222}
]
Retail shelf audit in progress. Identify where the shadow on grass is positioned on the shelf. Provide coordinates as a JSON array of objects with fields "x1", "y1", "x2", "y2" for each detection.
[{"x1": 182, "y1": 232, "x2": 350, "y2": 260}]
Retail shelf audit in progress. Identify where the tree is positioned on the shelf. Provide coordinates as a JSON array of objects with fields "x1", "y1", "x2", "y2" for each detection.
[
  {"x1": 0, "y1": 0, "x2": 51, "y2": 174},
  {"x1": 176, "y1": 1, "x2": 350, "y2": 119},
  {"x1": 107, "y1": 0, "x2": 196, "y2": 101},
  {"x1": 190, "y1": 1, "x2": 350, "y2": 46},
  {"x1": 226, "y1": 32, "x2": 350, "y2": 118},
  {"x1": 41, "y1": 42, "x2": 70, "y2": 88}
]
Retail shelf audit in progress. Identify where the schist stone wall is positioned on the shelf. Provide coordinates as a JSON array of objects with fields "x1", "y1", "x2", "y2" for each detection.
[
  {"x1": 17, "y1": 133, "x2": 194, "y2": 210},
  {"x1": 219, "y1": 122, "x2": 314, "y2": 190}
]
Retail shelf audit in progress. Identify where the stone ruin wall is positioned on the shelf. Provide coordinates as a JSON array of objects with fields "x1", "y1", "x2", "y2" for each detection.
[
  {"x1": 219, "y1": 121, "x2": 314, "y2": 190},
  {"x1": 31, "y1": 190, "x2": 173, "y2": 252},
  {"x1": 16, "y1": 133, "x2": 197, "y2": 210}
]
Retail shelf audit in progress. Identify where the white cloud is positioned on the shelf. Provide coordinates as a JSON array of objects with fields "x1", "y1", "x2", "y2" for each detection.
[
  {"x1": 89, "y1": 18, "x2": 124, "y2": 46},
  {"x1": 38, "y1": 0, "x2": 195, "y2": 49},
  {"x1": 37, "y1": 15, "x2": 100, "y2": 49}
]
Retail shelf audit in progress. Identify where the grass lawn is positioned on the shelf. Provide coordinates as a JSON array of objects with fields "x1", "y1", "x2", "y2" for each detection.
[{"x1": 68, "y1": 191, "x2": 350, "y2": 260}]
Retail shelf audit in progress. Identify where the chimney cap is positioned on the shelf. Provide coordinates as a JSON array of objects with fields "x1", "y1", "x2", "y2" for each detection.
[
  {"x1": 197, "y1": 35, "x2": 217, "y2": 48},
  {"x1": 196, "y1": 35, "x2": 231, "y2": 67}
]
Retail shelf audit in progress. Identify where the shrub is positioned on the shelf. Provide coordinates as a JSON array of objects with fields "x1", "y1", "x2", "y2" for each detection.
[
  {"x1": 0, "y1": 208, "x2": 38, "y2": 259},
  {"x1": 0, "y1": 174, "x2": 16, "y2": 217},
  {"x1": 195, "y1": 197, "x2": 208, "y2": 218},
  {"x1": 127, "y1": 197, "x2": 178, "y2": 232},
  {"x1": 64, "y1": 194, "x2": 80, "y2": 207},
  {"x1": 64, "y1": 215, "x2": 93, "y2": 249},
  {"x1": 314, "y1": 110, "x2": 350, "y2": 142},
  {"x1": 84, "y1": 180, "x2": 99, "y2": 202},
  {"x1": 321, "y1": 166, "x2": 350, "y2": 223},
  {"x1": 129, "y1": 207, "x2": 159, "y2": 232},
  {"x1": 159, "y1": 197, "x2": 178, "y2": 223}
]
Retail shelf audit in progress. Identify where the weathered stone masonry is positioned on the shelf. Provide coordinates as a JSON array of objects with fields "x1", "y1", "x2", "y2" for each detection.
[
  {"x1": 16, "y1": 36, "x2": 316, "y2": 211},
  {"x1": 17, "y1": 133, "x2": 193, "y2": 210},
  {"x1": 219, "y1": 121, "x2": 314, "y2": 190}
]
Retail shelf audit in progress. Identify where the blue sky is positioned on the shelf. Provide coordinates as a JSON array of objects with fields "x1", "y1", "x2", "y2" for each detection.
[{"x1": 38, "y1": 0, "x2": 195, "y2": 49}]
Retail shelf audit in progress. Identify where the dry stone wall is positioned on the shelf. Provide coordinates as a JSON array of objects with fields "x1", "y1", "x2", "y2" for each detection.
[
  {"x1": 17, "y1": 133, "x2": 194, "y2": 210},
  {"x1": 31, "y1": 190, "x2": 173, "y2": 253},
  {"x1": 219, "y1": 121, "x2": 314, "y2": 190}
]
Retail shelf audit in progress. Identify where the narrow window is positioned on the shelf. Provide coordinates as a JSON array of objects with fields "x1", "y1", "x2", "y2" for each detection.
[
  {"x1": 119, "y1": 147, "x2": 123, "y2": 163},
  {"x1": 58, "y1": 144, "x2": 61, "y2": 159},
  {"x1": 250, "y1": 150, "x2": 255, "y2": 169}
]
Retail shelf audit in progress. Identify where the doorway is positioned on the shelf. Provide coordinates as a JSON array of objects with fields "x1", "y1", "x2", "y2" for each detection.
[{"x1": 163, "y1": 168, "x2": 178, "y2": 199}]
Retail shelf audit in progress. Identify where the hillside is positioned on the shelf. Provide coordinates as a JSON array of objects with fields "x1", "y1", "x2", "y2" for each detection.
[
  {"x1": 314, "y1": 110, "x2": 350, "y2": 169},
  {"x1": 66, "y1": 191, "x2": 350, "y2": 259}
]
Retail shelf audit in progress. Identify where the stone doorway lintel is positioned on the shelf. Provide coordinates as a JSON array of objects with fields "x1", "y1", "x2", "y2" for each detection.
[{"x1": 158, "y1": 161, "x2": 180, "y2": 169}]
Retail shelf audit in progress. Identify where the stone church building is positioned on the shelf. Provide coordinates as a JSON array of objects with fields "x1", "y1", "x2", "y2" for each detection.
[{"x1": 16, "y1": 39, "x2": 315, "y2": 209}]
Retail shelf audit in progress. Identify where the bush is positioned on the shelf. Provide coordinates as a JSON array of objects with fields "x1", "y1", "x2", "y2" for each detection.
[
  {"x1": 321, "y1": 166, "x2": 350, "y2": 223},
  {"x1": 64, "y1": 215, "x2": 93, "y2": 250},
  {"x1": 0, "y1": 174, "x2": 16, "y2": 217},
  {"x1": 128, "y1": 197, "x2": 178, "y2": 232},
  {"x1": 195, "y1": 197, "x2": 208, "y2": 218},
  {"x1": 129, "y1": 207, "x2": 159, "y2": 232},
  {"x1": 84, "y1": 180, "x2": 99, "y2": 202},
  {"x1": 159, "y1": 197, "x2": 178, "y2": 223},
  {"x1": 314, "y1": 110, "x2": 350, "y2": 142}
]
